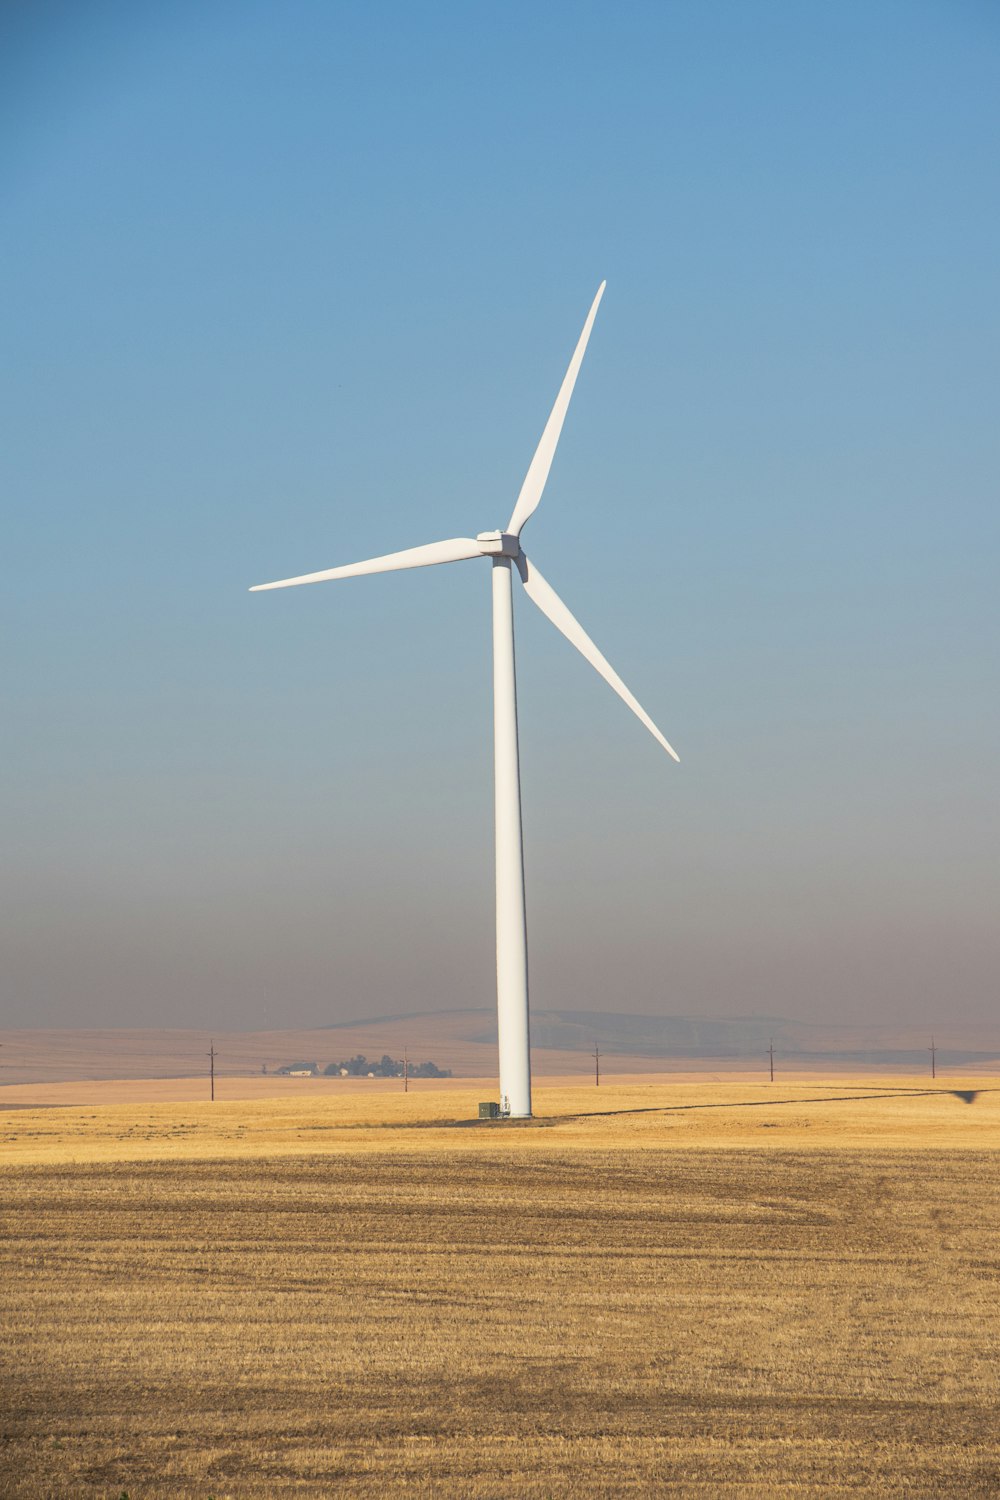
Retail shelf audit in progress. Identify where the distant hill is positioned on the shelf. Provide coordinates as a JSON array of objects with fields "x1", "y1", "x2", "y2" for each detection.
[
  {"x1": 321, "y1": 1007, "x2": 999, "y2": 1069},
  {"x1": 452, "y1": 1009, "x2": 1000, "y2": 1070},
  {"x1": 2, "y1": 1010, "x2": 996, "y2": 1086}
]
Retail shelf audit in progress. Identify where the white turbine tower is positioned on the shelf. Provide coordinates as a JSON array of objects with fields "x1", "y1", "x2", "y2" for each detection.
[{"x1": 250, "y1": 283, "x2": 678, "y2": 1118}]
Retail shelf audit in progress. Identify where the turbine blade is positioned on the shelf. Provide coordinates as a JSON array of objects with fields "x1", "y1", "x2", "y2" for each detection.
[
  {"x1": 250, "y1": 537, "x2": 482, "y2": 591},
  {"x1": 506, "y1": 281, "x2": 606, "y2": 538},
  {"x1": 516, "y1": 554, "x2": 679, "y2": 761}
]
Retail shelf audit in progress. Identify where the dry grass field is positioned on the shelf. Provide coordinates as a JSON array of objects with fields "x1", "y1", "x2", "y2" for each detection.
[{"x1": 2, "y1": 1078, "x2": 999, "y2": 1497}]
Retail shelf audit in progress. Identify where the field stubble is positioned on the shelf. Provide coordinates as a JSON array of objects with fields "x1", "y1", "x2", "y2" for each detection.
[{"x1": 1, "y1": 1079, "x2": 998, "y2": 1497}]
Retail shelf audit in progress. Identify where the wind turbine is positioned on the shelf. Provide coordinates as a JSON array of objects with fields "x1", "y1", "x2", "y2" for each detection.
[{"x1": 250, "y1": 283, "x2": 678, "y2": 1118}]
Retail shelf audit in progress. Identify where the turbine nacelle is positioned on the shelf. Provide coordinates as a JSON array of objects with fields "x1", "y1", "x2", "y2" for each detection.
[{"x1": 476, "y1": 531, "x2": 521, "y2": 558}]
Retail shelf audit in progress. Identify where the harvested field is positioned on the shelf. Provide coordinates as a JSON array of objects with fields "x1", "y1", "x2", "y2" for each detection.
[
  {"x1": 1, "y1": 1082, "x2": 999, "y2": 1496},
  {"x1": 0, "y1": 1076, "x2": 997, "y2": 1162}
]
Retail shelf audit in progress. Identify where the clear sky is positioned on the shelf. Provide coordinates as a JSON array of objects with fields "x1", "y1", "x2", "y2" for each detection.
[{"x1": 2, "y1": 1, "x2": 997, "y2": 1033}]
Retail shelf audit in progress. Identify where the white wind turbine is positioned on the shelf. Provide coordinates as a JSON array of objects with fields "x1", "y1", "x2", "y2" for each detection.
[{"x1": 251, "y1": 283, "x2": 678, "y2": 1118}]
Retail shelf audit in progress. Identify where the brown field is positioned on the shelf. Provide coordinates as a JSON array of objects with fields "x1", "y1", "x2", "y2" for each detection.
[
  {"x1": 0, "y1": 1020, "x2": 697, "y2": 1087},
  {"x1": 4, "y1": 1017, "x2": 997, "y2": 1088},
  {"x1": 2, "y1": 1078, "x2": 999, "y2": 1497}
]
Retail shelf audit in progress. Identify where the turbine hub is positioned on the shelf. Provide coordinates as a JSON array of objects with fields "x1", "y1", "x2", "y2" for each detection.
[{"x1": 476, "y1": 530, "x2": 520, "y2": 558}]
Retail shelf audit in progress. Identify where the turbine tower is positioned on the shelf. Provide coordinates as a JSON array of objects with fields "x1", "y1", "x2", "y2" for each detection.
[{"x1": 250, "y1": 283, "x2": 678, "y2": 1118}]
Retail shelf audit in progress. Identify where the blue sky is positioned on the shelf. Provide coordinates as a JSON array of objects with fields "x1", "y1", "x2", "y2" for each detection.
[{"x1": 2, "y1": 1, "x2": 997, "y2": 1031}]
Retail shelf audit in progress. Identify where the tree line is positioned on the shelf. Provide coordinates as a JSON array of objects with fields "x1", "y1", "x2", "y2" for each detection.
[{"x1": 276, "y1": 1054, "x2": 451, "y2": 1078}]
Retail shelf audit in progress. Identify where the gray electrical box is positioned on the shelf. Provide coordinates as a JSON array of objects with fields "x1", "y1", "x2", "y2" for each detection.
[{"x1": 478, "y1": 1101, "x2": 501, "y2": 1120}]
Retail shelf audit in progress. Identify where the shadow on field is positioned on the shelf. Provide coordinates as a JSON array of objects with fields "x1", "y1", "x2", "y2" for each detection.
[{"x1": 454, "y1": 1086, "x2": 990, "y2": 1128}]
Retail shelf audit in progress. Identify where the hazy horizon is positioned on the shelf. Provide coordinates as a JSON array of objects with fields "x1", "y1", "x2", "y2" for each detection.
[{"x1": 2, "y1": 3, "x2": 997, "y2": 1032}]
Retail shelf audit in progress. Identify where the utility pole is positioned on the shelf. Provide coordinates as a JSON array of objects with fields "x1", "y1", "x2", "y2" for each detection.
[
  {"x1": 930, "y1": 1036, "x2": 937, "y2": 1079},
  {"x1": 593, "y1": 1043, "x2": 600, "y2": 1088},
  {"x1": 768, "y1": 1038, "x2": 774, "y2": 1083},
  {"x1": 403, "y1": 1048, "x2": 409, "y2": 1094},
  {"x1": 208, "y1": 1039, "x2": 217, "y2": 1101}
]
